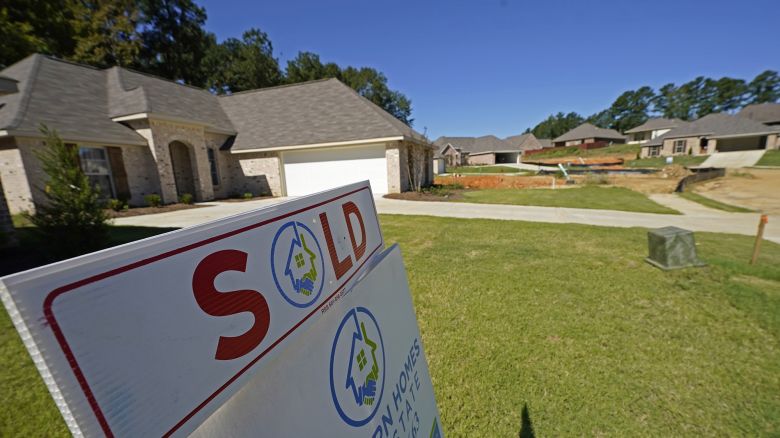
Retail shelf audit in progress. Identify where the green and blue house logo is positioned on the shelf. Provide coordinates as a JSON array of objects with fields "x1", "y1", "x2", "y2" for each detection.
[
  {"x1": 271, "y1": 221, "x2": 325, "y2": 307},
  {"x1": 330, "y1": 307, "x2": 386, "y2": 426}
]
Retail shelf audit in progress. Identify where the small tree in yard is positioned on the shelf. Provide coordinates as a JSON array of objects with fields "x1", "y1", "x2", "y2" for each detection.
[
  {"x1": 27, "y1": 126, "x2": 108, "y2": 258},
  {"x1": 405, "y1": 139, "x2": 432, "y2": 193}
]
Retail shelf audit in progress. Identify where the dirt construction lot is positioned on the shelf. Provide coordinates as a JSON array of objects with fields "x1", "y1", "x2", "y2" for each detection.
[{"x1": 693, "y1": 168, "x2": 780, "y2": 215}]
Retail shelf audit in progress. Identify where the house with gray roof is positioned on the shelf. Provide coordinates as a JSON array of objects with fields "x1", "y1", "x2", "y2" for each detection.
[
  {"x1": 434, "y1": 135, "x2": 519, "y2": 166},
  {"x1": 639, "y1": 112, "x2": 780, "y2": 158},
  {"x1": 624, "y1": 118, "x2": 685, "y2": 144},
  {"x1": 0, "y1": 54, "x2": 432, "y2": 213},
  {"x1": 504, "y1": 133, "x2": 549, "y2": 154},
  {"x1": 552, "y1": 123, "x2": 625, "y2": 147},
  {"x1": 738, "y1": 103, "x2": 780, "y2": 126}
]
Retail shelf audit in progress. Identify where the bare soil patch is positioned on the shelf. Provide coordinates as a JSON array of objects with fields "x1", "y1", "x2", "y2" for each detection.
[
  {"x1": 384, "y1": 190, "x2": 463, "y2": 202},
  {"x1": 435, "y1": 175, "x2": 565, "y2": 189},
  {"x1": 692, "y1": 168, "x2": 780, "y2": 215}
]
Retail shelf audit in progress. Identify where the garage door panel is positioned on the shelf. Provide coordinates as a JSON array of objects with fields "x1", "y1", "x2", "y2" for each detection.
[{"x1": 283, "y1": 144, "x2": 388, "y2": 196}]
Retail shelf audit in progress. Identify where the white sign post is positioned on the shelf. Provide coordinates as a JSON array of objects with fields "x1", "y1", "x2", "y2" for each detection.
[{"x1": 0, "y1": 181, "x2": 441, "y2": 437}]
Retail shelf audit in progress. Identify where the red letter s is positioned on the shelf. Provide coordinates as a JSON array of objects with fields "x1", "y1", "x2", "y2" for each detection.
[{"x1": 192, "y1": 250, "x2": 270, "y2": 360}]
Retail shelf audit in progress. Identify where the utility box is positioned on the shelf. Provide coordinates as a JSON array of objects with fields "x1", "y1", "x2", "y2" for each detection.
[{"x1": 645, "y1": 226, "x2": 706, "y2": 270}]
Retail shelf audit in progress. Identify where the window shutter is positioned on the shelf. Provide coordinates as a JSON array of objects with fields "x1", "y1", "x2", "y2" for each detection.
[{"x1": 106, "y1": 147, "x2": 131, "y2": 201}]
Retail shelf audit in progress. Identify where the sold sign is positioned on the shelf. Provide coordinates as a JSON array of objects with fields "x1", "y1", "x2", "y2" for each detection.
[{"x1": 0, "y1": 182, "x2": 383, "y2": 437}]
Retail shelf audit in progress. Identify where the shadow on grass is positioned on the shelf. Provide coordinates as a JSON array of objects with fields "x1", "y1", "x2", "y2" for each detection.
[
  {"x1": 0, "y1": 226, "x2": 179, "y2": 277},
  {"x1": 519, "y1": 403, "x2": 536, "y2": 438}
]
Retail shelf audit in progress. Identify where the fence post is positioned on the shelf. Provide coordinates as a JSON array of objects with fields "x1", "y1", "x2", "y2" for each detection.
[{"x1": 750, "y1": 215, "x2": 769, "y2": 264}]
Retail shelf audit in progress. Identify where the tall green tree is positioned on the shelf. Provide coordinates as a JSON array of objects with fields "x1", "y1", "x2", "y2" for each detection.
[
  {"x1": 0, "y1": 0, "x2": 75, "y2": 68},
  {"x1": 285, "y1": 51, "x2": 341, "y2": 83},
  {"x1": 70, "y1": 0, "x2": 142, "y2": 68},
  {"x1": 203, "y1": 28, "x2": 282, "y2": 93},
  {"x1": 137, "y1": 0, "x2": 211, "y2": 85},
  {"x1": 339, "y1": 66, "x2": 413, "y2": 125},
  {"x1": 599, "y1": 86, "x2": 655, "y2": 131},
  {"x1": 530, "y1": 112, "x2": 584, "y2": 139},
  {"x1": 747, "y1": 70, "x2": 780, "y2": 104}
]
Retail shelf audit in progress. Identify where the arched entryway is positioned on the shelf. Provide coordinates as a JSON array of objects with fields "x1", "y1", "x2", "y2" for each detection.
[{"x1": 169, "y1": 141, "x2": 196, "y2": 198}]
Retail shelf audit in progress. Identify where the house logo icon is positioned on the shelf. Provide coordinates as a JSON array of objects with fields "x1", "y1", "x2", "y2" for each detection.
[
  {"x1": 270, "y1": 221, "x2": 325, "y2": 308},
  {"x1": 329, "y1": 307, "x2": 386, "y2": 427}
]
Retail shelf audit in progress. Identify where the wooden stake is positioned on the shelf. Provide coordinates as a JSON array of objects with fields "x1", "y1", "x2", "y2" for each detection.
[{"x1": 751, "y1": 215, "x2": 768, "y2": 265}]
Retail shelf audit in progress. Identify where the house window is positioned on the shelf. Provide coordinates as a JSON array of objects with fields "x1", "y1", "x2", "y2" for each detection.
[
  {"x1": 207, "y1": 148, "x2": 219, "y2": 186},
  {"x1": 648, "y1": 146, "x2": 661, "y2": 157},
  {"x1": 78, "y1": 147, "x2": 115, "y2": 198},
  {"x1": 673, "y1": 140, "x2": 686, "y2": 154}
]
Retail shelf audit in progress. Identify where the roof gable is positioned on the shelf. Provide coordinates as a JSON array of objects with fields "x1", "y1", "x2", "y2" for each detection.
[
  {"x1": 738, "y1": 103, "x2": 780, "y2": 124},
  {"x1": 220, "y1": 78, "x2": 424, "y2": 152},
  {"x1": 624, "y1": 118, "x2": 684, "y2": 134},
  {"x1": 553, "y1": 123, "x2": 625, "y2": 142}
]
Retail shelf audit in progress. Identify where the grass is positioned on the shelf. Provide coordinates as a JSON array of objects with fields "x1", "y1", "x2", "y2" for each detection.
[
  {"x1": 626, "y1": 155, "x2": 708, "y2": 168},
  {"x1": 379, "y1": 215, "x2": 780, "y2": 436},
  {"x1": 448, "y1": 165, "x2": 523, "y2": 174},
  {"x1": 458, "y1": 186, "x2": 680, "y2": 214},
  {"x1": 756, "y1": 150, "x2": 780, "y2": 167},
  {"x1": 524, "y1": 143, "x2": 639, "y2": 160},
  {"x1": 678, "y1": 191, "x2": 755, "y2": 213},
  {"x1": 2, "y1": 217, "x2": 780, "y2": 435}
]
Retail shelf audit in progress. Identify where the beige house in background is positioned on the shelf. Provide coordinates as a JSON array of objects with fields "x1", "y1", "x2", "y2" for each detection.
[
  {"x1": 434, "y1": 135, "x2": 521, "y2": 166},
  {"x1": 639, "y1": 112, "x2": 780, "y2": 158},
  {"x1": 0, "y1": 55, "x2": 432, "y2": 215},
  {"x1": 625, "y1": 118, "x2": 685, "y2": 144}
]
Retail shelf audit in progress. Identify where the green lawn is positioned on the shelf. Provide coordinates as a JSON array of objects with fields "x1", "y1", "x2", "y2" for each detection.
[
  {"x1": 380, "y1": 215, "x2": 780, "y2": 436},
  {"x1": 458, "y1": 186, "x2": 680, "y2": 214},
  {"x1": 2, "y1": 217, "x2": 780, "y2": 435},
  {"x1": 524, "y1": 143, "x2": 639, "y2": 160},
  {"x1": 678, "y1": 192, "x2": 755, "y2": 213},
  {"x1": 448, "y1": 165, "x2": 523, "y2": 174},
  {"x1": 626, "y1": 155, "x2": 708, "y2": 168},
  {"x1": 756, "y1": 150, "x2": 780, "y2": 167}
]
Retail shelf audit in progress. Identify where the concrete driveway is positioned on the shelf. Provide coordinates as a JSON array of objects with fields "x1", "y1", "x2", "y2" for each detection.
[{"x1": 113, "y1": 194, "x2": 779, "y2": 244}]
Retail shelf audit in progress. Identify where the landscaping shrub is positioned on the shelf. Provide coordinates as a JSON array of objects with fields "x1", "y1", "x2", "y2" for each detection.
[
  {"x1": 107, "y1": 198, "x2": 125, "y2": 212},
  {"x1": 26, "y1": 126, "x2": 108, "y2": 258},
  {"x1": 179, "y1": 193, "x2": 194, "y2": 204},
  {"x1": 145, "y1": 194, "x2": 162, "y2": 207},
  {"x1": 243, "y1": 192, "x2": 253, "y2": 200}
]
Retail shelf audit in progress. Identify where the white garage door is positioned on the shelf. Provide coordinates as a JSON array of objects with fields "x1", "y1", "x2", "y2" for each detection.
[{"x1": 282, "y1": 144, "x2": 388, "y2": 196}]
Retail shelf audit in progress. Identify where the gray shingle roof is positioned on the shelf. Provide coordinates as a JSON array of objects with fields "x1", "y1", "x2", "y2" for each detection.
[
  {"x1": 537, "y1": 138, "x2": 552, "y2": 148},
  {"x1": 219, "y1": 78, "x2": 424, "y2": 151},
  {"x1": 553, "y1": 123, "x2": 625, "y2": 142},
  {"x1": 642, "y1": 112, "x2": 779, "y2": 147},
  {"x1": 504, "y1": 133, "x2": 544, "y2": 151},
  {"x1": 0, "y1": 54, "x2": 146, "y2": 145},
  {"x1": 107, "y1": 67, "x2": 235, "y2": 133},
  {"x1": 434, "y1": 135, "x2": 515, "y2": 155},
  {"x1": 738, "y1": 103, "x2": 780, "y2": 125},
  {"x1": 624, "y1": 118, "x2": 684, "y2": 134},
  {"x1": 0, "y1": 75, "x2": 18, "y2": 95}
]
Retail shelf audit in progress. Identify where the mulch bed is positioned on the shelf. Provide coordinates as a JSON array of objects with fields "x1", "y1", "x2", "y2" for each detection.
[
  {"x1": 384, "y1": 190, "x2": 465, "y2": 202},
  {"x1": 105, "y1": 203, "x2": 209, "y2": 218}
]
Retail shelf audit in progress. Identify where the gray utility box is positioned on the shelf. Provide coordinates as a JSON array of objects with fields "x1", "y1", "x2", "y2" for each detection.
[{"x1": 645, "y1": 226, "x2": 706, "y2": 270}]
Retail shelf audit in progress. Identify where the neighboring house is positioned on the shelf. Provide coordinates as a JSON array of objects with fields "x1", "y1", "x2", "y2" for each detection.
[
  {"x1": 0, "y1": 76, "x2": 17, "y2": 246},
  {"x1": 624, "y1": 118, "x2": 685, "y2": 144},
  {"x1": 432, "y1": 155, "x2": 446, "y2": 174},
  {"x1": 738, "y1": 103, "x2": 780, "y2": 126},
  {"x1": 552, "y1": 123, "x2": 625, "y2": 147},
  {"x1": 0, "y1": 54, "x2": 433, "y2": 214},
  {"x1": 639, "y1": 112, "x2": 780, "y2": 158},
  {"x1": 504, "y1": 132, "x2": 548, "y2": 154},
  {"x1": 434, "y1": 135, "x2": 519, "y2": 166}
]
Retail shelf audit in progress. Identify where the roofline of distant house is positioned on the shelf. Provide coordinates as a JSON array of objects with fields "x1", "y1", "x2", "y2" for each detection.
[
  {"x1": 230, "y1": 136, "x2": 405, "y2": 154},
  {"x1": 468, "y1": 150, "x2": 521, "y2": 156},
  {"x1": 624, "y1": 125, "x2": 678, "y2": 134},
  {"x1": 0, "y1": 129, "x2": 148, "y2": 146},
  {"x1": 111, "y1": 112, "x2": 237, "y2": 135}
]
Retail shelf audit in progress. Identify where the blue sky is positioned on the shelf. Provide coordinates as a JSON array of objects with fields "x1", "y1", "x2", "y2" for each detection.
[{"x1": 199, "y1": 0, "x2": 780, "y2": 139}]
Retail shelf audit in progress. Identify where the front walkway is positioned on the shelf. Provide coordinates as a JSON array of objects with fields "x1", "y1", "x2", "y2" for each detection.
[{"x1": 113, "y1": 195, "x2": 779, "y2": 244}]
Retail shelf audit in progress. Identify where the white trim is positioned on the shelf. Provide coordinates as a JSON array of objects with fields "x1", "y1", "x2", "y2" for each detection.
[
  {"x1": 230, "y1": 136, "x2": 404, "y2": 154},
  {"x1": 0, "y1": 130, "x2": 9, "y2": 137},
  {"x1": 111, "y1": 112, "x2": 237, "y2": 135}
]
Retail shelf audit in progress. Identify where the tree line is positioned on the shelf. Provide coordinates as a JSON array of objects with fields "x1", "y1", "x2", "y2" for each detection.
[
  {"x1": 527, "y1": 71, "x2": 780, "y2": 139},
  {"x1": 0, "y1": 0, "x2": 413, "y2": 124}
]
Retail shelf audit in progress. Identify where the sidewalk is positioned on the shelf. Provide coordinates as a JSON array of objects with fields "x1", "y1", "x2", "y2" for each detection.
[{"x1": 113, "y1": 195, "x2": 779, "y2": 244}]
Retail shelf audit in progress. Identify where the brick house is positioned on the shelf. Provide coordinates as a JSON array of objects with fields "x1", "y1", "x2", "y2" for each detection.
[
  {"x1": 434, "y1": 135, "x2": 521, "y2": 166},
  {"x1": 639, "y1": 112, "x2": 780, "y2": 158},
  {"x1": 552, "y1": 123, "x2": 626, "y2": 147},
  {"x1": 625, "y1": 118, "x2": 685, "y2": 144},
  {"x1": 0, "y1": 55, "x2": 433, "y2": 214}
]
